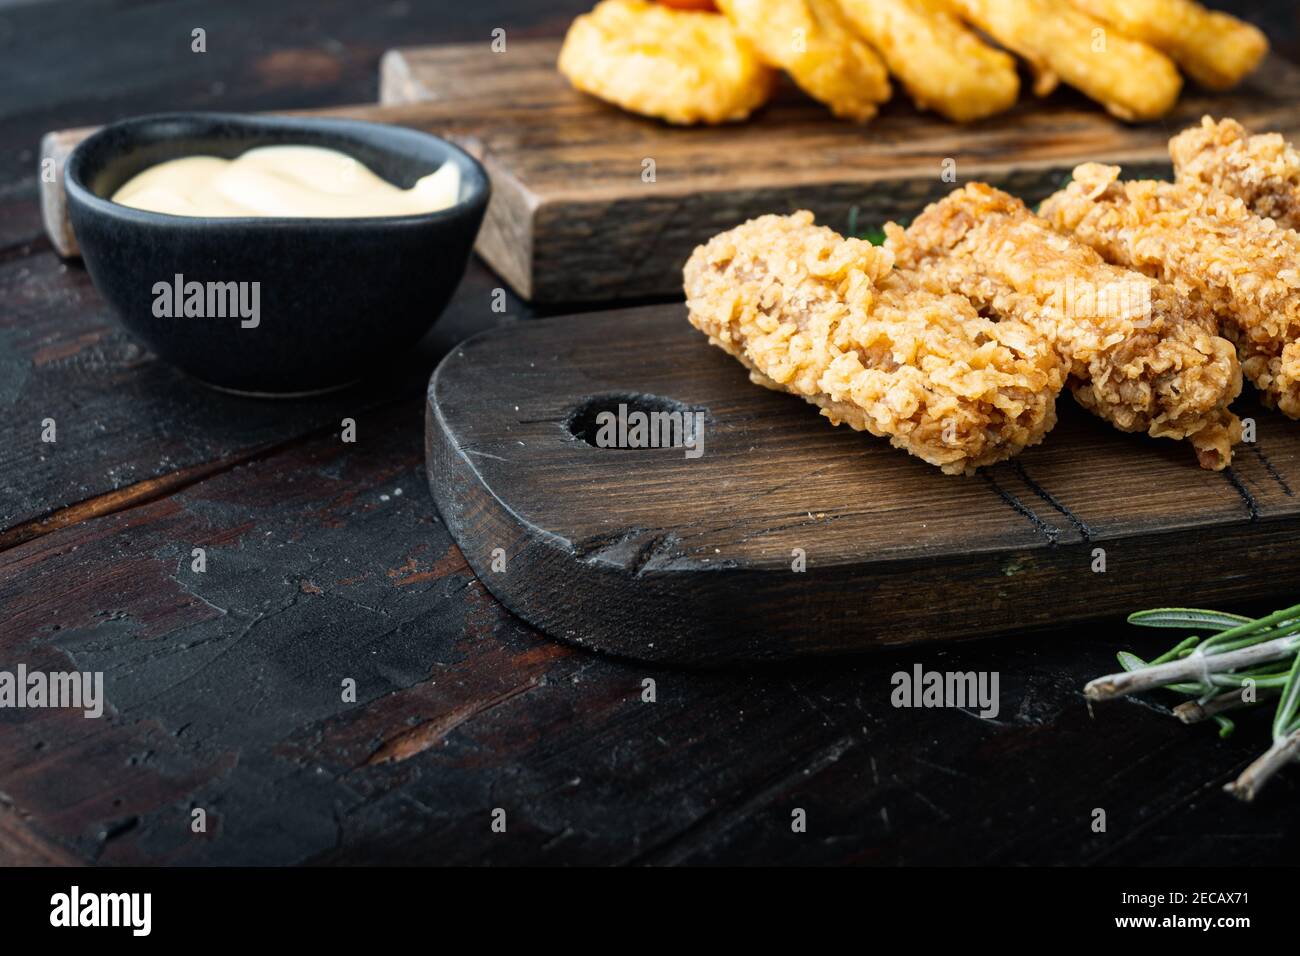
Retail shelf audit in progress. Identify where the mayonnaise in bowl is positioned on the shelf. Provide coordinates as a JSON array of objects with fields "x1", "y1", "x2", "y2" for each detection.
[{"x1": 110, "y1": 144, "x2": 461, "y2": 218}]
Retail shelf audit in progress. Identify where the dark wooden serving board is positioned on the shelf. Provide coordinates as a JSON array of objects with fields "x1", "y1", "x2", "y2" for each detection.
[
  {"x1": 383, "y1": 39, "x2": 1300, "y2": 303},
  {"x1": 43, "y1": 41, "x2": 1300, "y2": 305},
  {"x1": 425, "y1": 304, "x2": 1300, "y2": 664}
]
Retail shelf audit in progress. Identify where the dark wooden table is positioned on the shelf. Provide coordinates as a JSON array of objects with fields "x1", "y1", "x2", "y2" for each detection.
[{"x1": 3, "y1": 0, "x2": 1300, "y2": 866}]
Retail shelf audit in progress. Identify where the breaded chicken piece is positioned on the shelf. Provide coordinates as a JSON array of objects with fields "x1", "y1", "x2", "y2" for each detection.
[
  {"x1": 948, "y1": 0, "x2": 1182, "y2": 121},
  {"x1": 888, "y1": 184, "x2": 1242, "y2": 469},
  {"x1": 717, "y1": 0, "x2": 890, "y2": 122},
  {"x1": 1171, "y1": 117, "x2": 1300, "y2": 231},
  {"x1": 1043, "y1": 163, "x2": 1300, "y2": 420},
  {"x1": 1071, "y1": 0, "x2": 1267, "y2": 90},
  {"x1": 683, "y1": 211, "x2": 1067, "y2": 474},
  {"x1": 558, "y1": 0, "x2": 776, "y2": 125},
  {"x1": 836, "y1": 0, "x2": 1018, "y2": 122}
]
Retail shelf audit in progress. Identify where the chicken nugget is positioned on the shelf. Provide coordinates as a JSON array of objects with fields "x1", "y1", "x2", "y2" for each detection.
[
  {"x1": 558, "y1": 0, "x2": 776, "y2": 125},
  {"x1": 888, "y1": 184, "x2": 1243, "y2": 469},
  {"x1": 1071, "y1": 0, "x2": 1267, "y2": 90},
  {"x1": 836, "y1": 0, "x2": 1018, "y2": 122},
  {"x1": 1043, "y1": 163, "x2": 1300, "y2": 419},
  {"x1": 1171, "y1": 116, "x2": 1300, "y2": 231},
  {"x1": 716, "y1": 0, "x2": 891, "y2": 122},
  {"x1": 949, "y1": 0, "x2": 1181, "y2": 121},
  {"x1": 683, "y1": 211, "x2": 1067, "y2": 474}
]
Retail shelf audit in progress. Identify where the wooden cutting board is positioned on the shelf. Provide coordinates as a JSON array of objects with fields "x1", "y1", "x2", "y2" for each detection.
[
  {"x1": 43, "y1": 41, "x2": 1300, "y2": 304},
  {"x1": 383, "y1": 39, "x2": 1300, "y2": 303},
  {"x1": 426, "y1": 304, "x2": 1300, "y2": 664}
]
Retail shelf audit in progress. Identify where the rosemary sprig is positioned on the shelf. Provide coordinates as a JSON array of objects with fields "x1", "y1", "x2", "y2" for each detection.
[
  {"x1": 844, "y1": 205, "x2": 896, "y2": 246},
  {"x1": 1173, "y1": 686, "x2": 1279, "y2": 725},
  {"x1": 1085, "y1": 601, "x2": 1300, "y2": 801},
  {"x1": 1128, "y1": 607, "x2": 1255, "y2": 630}
]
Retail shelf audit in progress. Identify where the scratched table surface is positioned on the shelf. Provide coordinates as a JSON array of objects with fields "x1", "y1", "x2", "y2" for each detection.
[{"x1": 3, "y1": 0, "x2": 1300, "y2": 866}]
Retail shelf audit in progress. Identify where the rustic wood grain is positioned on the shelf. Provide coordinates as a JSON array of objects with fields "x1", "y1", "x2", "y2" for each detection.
[
  {"x1": 43, "y1": 40, "x2": 1300, "y2": 301},
  {"x1": 0, "y1": 239, "x2": 517, "y2": 539},
  {"x1": 379, "y1": 40, "x2": 1300, "y2": 303},
  {"x1": 8, "y1": 0, "x2": 1300, "y2": 867},
  {"x1": 37, "y1": 130, "x2": 86, "y2": 258},
  {"x1": 0, "y1": 803, "x2": 83, "y2": 866},
  {"x1": 0, "y1": 0, "x2": 589, "y2": 250},
  {"x1": 425, "y1": 304, "x2": 1300, "y2": 662},
  {"x1": 5, "y1": 394, "x2": 1300, "y2": 865}
]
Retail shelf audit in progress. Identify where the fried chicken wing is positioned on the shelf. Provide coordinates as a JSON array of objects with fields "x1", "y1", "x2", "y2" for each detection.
[
  {"x1": 716, "y1": 0, "x2": 891, "y2": 122},
  {"x1": 1042, "y1": 163, "x2": 1300, "y2": 419},
  {"x1": 1171, "y1": 117, "x2": 1300, "y2": 232},
  {"x1": 683, "y1": 211, "x2": 1067, "y2": 474},
  {"x1": 1070, "y1": 0, "x2": 1267, "y2": 90},
  {"x1": 948, "y1": 0, "x2": 1181, "y2": 121},
  {"x1": 557, "y1": 0, "x2": 776, "y2": 125},
  {"x1": 835, "y1": 0, "x2": 1018, "y2": 122},
  {"x1": 887, "y1": 184, "x2": 1242, "y2": 469}
]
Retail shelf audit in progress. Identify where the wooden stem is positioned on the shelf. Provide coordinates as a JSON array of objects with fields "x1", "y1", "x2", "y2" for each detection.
[
  {"x1": 1225, "y1": 730, "x2": 1300, "y2": 802},
  {"x1": 1173, "y1": 686, "x2": 1279, "y2": 724},
  {"x1": 1084, "y1": 636, "x2": 1300, "y2": 701}
]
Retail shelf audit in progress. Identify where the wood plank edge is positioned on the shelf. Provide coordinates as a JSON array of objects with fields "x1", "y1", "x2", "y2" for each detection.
[
  {"x1": 473, "y1": 149, "x2": 539, "y2": 301},
  {"x1": 379, "y1": 49, "x2": 422, "y2": 107},
  {"x1": 424, "y1": 368, "x2": 1300, "y2": 663},
  {"x1": 39, "y1": 128, "x2": 93, "y2": 259}
]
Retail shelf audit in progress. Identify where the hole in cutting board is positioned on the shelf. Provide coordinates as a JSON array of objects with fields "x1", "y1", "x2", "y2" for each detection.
[{"x1": 566, "y1": 393, "x2": 709, "y2": 451}]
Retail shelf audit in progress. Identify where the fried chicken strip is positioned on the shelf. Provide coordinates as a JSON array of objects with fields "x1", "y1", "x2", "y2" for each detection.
[
  {"x1": 683, "y1": 211, "x2": 1067, "y2": 474},
  {"x1": 1071, "y1": 0, "x2": 1267, "y2": 90},
  {"x1": 887, "y1": 184, "x2": 1242, "y2": 469},
  {"x1": 1171, "y1": 116, "x2": 1300, "y2": 231},
  {"x1": 948, "y1": 0, "x2": 1181, "y2": 121},
  {"x1": 717, "y1": 0, "x2": 891, "y2": 122},
  {"x1": 835, "y1": 0, "x2": 1018, "y2": 122},
  {"x1": 558, "y1": 0, "x2": 775, "y2": 125},
  {"x1": 1042, "y1": 163, "x2": 1300, "y2": 419}
]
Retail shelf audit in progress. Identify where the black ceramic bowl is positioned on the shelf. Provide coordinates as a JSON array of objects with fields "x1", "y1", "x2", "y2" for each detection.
[{"x1": 66, "y1": 112, "x2": 489, "y2": 395}]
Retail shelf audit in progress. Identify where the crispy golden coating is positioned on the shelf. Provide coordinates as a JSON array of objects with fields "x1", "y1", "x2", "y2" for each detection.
[
  {"x1": 557, "y1": 0, "x2": 776, "y2": 125},
  {"x1": 717, "y1": 0, "x2": 890, "y2": 122},
  {"x1": 1071, "y1": 0, "x2": 1267, "y2": 90},
  {"x1": 888, "y1": 184, "x2": 1242, "y2": 469},
  {"x1": 949, "y1": 0, "x2": 1181, "y2": 121},
  {"x1": 1042, "y1": 163, "x2": 1300, "y2": 420},
  {"x1": 683, "y1": 211, "x2": 1067, "y2": 474},
  {"x1": 1171, "y1": 116, "x2": 1300, "y2": 231},
  {"x1": 836, "y1": 0, "x2": 1018, "y2": 122}
]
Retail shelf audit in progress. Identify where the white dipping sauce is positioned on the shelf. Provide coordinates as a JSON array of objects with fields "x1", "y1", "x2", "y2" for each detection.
[{"x1": 110, "y1": 145, "x2": 461, "y2": 218}]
